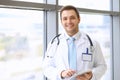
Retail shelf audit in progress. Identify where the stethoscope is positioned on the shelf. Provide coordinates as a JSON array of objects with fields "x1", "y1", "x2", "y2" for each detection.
[{"x1": 51, "y1": 34, "x2": 94, "y2": 52}]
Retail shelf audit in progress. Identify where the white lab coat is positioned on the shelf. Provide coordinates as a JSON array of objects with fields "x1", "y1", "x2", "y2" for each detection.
[{"x1": 43, "y1": 32, "x2": 107, "y2": 80}]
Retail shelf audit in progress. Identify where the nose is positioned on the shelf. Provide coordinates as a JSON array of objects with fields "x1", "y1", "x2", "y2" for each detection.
[{"x1": 67, "y1": 18, "x2": 72, "y2": 23}]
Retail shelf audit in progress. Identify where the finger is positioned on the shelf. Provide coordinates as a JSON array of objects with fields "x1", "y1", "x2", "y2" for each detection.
[
  {"x1": 68, "y1": 70, "x2": 76, "y2": 75},
  {"x1": 76, "y1": 73, "x2": 89, "y2": 80},
  {"x1": 67, "y1": 71, "x2": 74, "y2": 76},
  {"x1": 63, "y1": 70, "x2": 74, "y2": 77},
  {"x1": 76, "y1": 76, "x2": 87, "y2": 80},
  {"x1": 84, "y1": 72, "x2": 92, "y2": 79},
  {"x1": 67, "y1": 72, "x2": 72, "y2": 77}
]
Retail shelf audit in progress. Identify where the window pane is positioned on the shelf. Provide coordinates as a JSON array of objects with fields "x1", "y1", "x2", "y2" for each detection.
[
  {"x1": 59, "y1": 0, "x2": 111, "y2": 11},
  {"x1": 13, "y1": 0, "x2": 44, "y2": 3},
  {"x1": 0, "y1": 8, "x2": 44, "y2": 80},
  {"x1": 59, "y1": 14, "x2": 111, "y2": 80}
]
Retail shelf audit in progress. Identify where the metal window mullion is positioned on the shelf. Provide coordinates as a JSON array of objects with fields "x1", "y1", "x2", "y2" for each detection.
[
  {"x1": 0, "y1": 1, "x2": 119, "y2": 16},
  {"x1": 112, "y1": 0, "x2": 120, "y2": 80},
  {"x1": 45, "y1": 0, "x2": 58, "y2": 45},
  {"x1": 112, "y1": 16, "x2": 120, "y2": 80},
  {"x1": 0, "y1": 0, "x2": 56, "y2": 11}
]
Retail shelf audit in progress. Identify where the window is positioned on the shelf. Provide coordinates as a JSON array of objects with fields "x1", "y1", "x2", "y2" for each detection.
[
  {"x1": 0, "y1": 8, "x2": 44, "y2": 80},
  {"x1": 13, "y1": 0, "x2": 44, "y2": 3},
  {"x1": 59, "y1": 14, "x2": 111, "y2": 80},
  {"x1": 59, "y1": 0, "x2": 111, "y2": 11},
  {"x1": 0, "y1": 0, "x2": 119, "y2": 80}
]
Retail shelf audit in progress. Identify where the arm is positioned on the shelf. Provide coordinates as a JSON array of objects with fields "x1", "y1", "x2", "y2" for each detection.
[
  {"x1": 91, "y1": 41, "x2": 107, "y2": 80},
  {"x1": 42, "y1": 42, "x2": 58, "y2": 80},
  {"x1": 76, "y1": 41, "x2": 107, "y2": 80}
]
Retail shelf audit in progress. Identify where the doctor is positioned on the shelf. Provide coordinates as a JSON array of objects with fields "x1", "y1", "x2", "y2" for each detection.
[{"x1": 43, "y1": 5, "x2": 107, "y2": 80}]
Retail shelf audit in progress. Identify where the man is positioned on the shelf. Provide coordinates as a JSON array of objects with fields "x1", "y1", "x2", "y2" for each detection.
[{"x1": 43, "y1": 5, "x2": 107, "y2": 80}]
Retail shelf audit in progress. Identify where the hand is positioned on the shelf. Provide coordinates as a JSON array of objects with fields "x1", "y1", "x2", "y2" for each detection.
[
  {"x1": 76, "y1": 71, "x2": 92, "y2": 80},
  {"x1": 61, "y1": 69, "x2": 76, "y2": 78}
]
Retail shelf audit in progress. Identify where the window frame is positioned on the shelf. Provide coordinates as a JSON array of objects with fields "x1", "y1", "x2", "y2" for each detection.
[{"x1": 0, "y1": 0, "x2": 120, "y2": 80}]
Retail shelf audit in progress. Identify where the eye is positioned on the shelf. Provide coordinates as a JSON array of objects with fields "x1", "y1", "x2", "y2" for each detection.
[
  {"x1": 62, "y1": 17, "x2": 67, "y2": 21},
  {"x1": 70, "y1": 16, "x2": 76, "y2": 20}
]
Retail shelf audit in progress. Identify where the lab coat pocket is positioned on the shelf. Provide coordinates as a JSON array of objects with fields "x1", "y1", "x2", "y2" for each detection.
[
  {"x1": 82, "y1": 53, "x2": 92, "y2": 62},
  {"x1": 81, "y1": 53, "x2": 93, "y2": 69},
  {"x1": 82, "y1": 48, "x2": 92, "y2": 61}
]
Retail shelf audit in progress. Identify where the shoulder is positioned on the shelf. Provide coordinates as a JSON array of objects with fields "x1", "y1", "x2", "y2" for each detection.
[
  {"x1": 80, "y1": 32, "x2": 101, "y2": 47},
  {"x1": 80, "y1": 32, "x2": 92, "y2": 41},
  {"x1": 49, "y1": 33, "x2": 65, "y2": 45}
]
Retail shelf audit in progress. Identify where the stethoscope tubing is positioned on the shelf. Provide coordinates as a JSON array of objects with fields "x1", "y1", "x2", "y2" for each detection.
[{"x1": 51, "y1": 34, "x2": 93, "y2": 47}]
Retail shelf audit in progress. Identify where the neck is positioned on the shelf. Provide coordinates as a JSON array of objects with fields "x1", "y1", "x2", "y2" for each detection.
[
  {"x1": 67, "y1": 32, "x2": 76, "y2": 37},
  {"x1": 68, "y1": 30, "x2": 79, "y2": 37}
]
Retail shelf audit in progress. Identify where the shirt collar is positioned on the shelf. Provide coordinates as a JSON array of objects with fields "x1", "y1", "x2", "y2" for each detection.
[{"x1": 64, "y1": 32, "x2": 81, "y2": 40}]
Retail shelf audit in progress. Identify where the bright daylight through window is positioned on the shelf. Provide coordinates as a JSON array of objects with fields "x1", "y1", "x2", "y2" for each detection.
[
  {"x1": 13, "y1": 0, "x2": 44, "y2": 3},
  {"x1": 59, "y1": 0, "x2": 110, "y2": 10},
  {"x1": 0, "y1": 8, "x2": 44, "y2": 80}
]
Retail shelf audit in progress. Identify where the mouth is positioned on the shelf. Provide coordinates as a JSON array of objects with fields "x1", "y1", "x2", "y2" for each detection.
[{"x1": 66, "y1": 24, "x2": 74, "y2": 28}]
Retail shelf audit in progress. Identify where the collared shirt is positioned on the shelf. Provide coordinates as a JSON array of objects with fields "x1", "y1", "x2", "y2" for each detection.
[{"x1": 64, "y1": 31, "x2": 81, "y2": 42}]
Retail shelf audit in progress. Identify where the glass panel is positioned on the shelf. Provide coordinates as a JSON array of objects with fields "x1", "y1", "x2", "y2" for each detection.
[
  {"x1": 13, "y1": 0, "x2": 44, "y2": 3},
  {"x1": 59, "y1": 0, "x2": 111, "y2": 11},
  {"x1": 59, "y1": 14, "x2": 111, "y2": 80},
  {"x1": 0, "y1": 8, "x2": 44, "y2": 80}
]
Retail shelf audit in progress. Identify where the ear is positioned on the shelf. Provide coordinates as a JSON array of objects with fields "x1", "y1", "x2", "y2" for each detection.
[{"x1": 78, "y1": 17, "x2": 80, "y2": 23}]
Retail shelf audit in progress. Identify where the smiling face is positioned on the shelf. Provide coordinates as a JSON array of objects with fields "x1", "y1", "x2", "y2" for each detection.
[{"x1": 61, "y1": 9, "x2": 80, "y2": 36}]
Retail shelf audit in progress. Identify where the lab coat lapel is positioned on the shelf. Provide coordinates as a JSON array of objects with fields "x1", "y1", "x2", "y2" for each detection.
[
  {"x1": 58, "y1": 38, "x2": 69, "y2": 69},
  {"x1": 76, "y1": 33, "x2": 88, "y2": 48}
]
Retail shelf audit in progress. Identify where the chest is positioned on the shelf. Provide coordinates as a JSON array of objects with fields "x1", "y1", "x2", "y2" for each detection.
[{"x1": 56, "y1": 38, "x2": 92, "y2": 57}]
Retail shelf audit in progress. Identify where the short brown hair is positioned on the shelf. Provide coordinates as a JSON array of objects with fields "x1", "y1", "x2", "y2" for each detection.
[{"x1": 60, "y1": 5, "x2": 80, "y2": 19}]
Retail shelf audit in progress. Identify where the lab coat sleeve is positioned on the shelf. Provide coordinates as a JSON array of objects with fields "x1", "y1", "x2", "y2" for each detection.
[
  {"x1": 42, "y1": 42, "x2": 63, "y2": 80},
  {"x1": 91, "y1": 41, "x2": 107, "y2": 80},
  {"x1": 42, "y1": 42, "x2": 57, "y2": 80}
]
